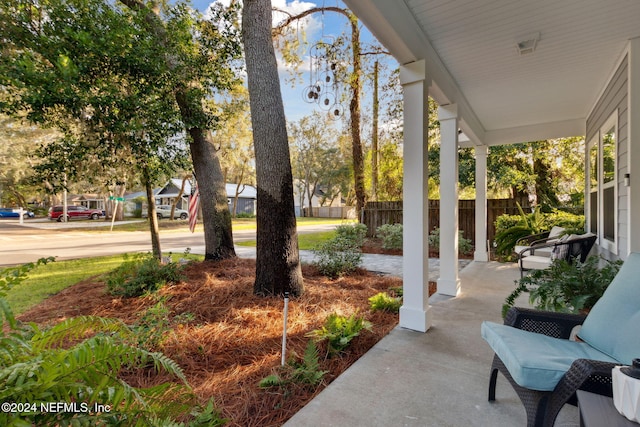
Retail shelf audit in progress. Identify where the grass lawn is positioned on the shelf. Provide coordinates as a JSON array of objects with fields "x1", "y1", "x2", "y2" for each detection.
[
  {"x1": 69, "y1": 216, "x2": 350, "y2": 233},
  {"x1": 3, "y1": 253, "x2": 204, "y2": 316},
  {"x1": 236, "y1": 230, "x2": 336, "y2": 250}
]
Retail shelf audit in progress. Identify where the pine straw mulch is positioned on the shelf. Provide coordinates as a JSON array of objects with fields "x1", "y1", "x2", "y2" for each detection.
[{"x1": 17, "y1": 257, "x2": 402, "y2": 427}]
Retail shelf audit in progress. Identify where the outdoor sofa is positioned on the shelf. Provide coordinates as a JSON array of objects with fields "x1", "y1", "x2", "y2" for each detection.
[{"x1": 481, "y1": 251, "x2": 640, "y2": 427}]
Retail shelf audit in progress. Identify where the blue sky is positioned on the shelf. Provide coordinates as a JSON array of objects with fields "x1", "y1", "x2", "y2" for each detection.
[{"x1": 191, "y1": 0, "x2": 392, "y2": 125}]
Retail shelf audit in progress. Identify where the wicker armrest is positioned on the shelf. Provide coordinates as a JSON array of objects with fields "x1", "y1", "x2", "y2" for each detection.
[
  {"x1": 562, "y1": 358, "x2": 618, "y2": 398},
  {"x1": 504, "y1": 307, "x2": 587, "y2": 339},
  {"x1": 515, "y1": 231, "x2": 551, "y2": 246}
]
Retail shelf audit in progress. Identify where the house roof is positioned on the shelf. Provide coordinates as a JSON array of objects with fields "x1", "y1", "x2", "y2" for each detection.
[{"x1": 343, "y1": 0, "x2": 640, "y2": 146}]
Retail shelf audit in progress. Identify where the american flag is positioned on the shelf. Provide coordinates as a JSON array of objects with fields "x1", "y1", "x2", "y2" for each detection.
[{"x1": 188, "y1": 181, "x2": 200, "y2": 233}]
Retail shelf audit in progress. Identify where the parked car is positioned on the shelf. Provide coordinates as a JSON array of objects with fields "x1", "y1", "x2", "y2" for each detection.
[
  {"x1": 0, "y1": 207, "x2": 35, "y2": 218},
  {"x1": 48, "y1": 205, "x2": 104, "y2": 222},
  {"x1": 142, "y1": 205, "x2": 189, "y2": 220}
]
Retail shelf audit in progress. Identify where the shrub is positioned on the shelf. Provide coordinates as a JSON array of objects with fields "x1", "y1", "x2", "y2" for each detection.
[
  {"x1": 106, "y1": 253, "x2": 185, "y2": 297},
  {"x1": 428, "y1": 227, "x2": 474, "y2": 255},
  {"x1": 0, "y1": 258, "x2": 225, "y2": 426},
  {"x1": 376, "y1": 223, "x2": 403, "y2": 250},
  {"x1": 335, "y1": 223, "x2": 368, "y2": 247},
  {"x1": 494, "y1": 205, "x2": 585, "y2": 257},
  {"x1": 369, "y1": 292, "x2": 402, "y2": 313},
  {"x1": 307, "y1": 312, "x2": 372, "y2": 355},
  {"x1": 313, "y1": 236, "x2": 362, "y2": 278},
  {"x1": 502, "y1": 256, "x2": 623, "y2": 317}
]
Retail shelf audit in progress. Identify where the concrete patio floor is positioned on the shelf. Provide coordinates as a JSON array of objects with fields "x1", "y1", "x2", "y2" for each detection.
[{"x1": 284, "y1": 260, "x2": 580, "y2": 427}]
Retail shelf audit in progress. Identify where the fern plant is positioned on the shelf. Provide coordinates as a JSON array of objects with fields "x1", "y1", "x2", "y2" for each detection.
[
  {"x1": 0, "y1": 258, "x2": 226, "y2": 426},
  {"x1": 502, "y1": 256, "x2": 623, "y2": 317},
  {"x1": 259, "y1": 341, "x2": 327, "y2": 390},
  {"x1": 369, "y1": 292, "x2": 402, "y2": 313},
  {"x1": 307, "y1": 312, "x2": 372, "y2": 355}
]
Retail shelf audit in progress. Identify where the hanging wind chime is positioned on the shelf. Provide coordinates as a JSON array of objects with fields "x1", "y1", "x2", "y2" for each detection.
[{"x1": 301, "y1": 37, "x2": 343, "y2": 119}]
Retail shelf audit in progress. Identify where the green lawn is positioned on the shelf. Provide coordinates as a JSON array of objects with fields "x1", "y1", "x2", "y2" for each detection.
[
  {"x1": 3, "y1": 253, "x2": 204, "y2": 316},
  {"x1": 70, "y1": 216, "x2": 350, "y2": 233},
  {"x1": 236, "y1": 230, "x2": 337, "y2": 250}
]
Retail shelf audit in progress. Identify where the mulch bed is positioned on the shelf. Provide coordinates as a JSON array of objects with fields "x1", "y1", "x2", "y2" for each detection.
[{"x1": 18, "y1": 257, "x2": 401, "y2": 426}]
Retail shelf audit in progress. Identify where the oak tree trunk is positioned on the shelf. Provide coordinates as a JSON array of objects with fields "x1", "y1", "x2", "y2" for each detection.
[{"x1": 242, "y1": 0, "x2": 304, "y2": 296}]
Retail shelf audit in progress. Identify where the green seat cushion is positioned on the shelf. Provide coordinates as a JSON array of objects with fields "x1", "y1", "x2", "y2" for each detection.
[
  {"x1": 481, "y1": 321, "x2": 617, "y2": 391},
  {"x1": 578, "y1": 252, "x2": 640, "y2": 365}
]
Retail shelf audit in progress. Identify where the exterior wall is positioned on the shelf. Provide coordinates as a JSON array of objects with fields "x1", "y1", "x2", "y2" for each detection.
[{"x1": 586, "y1": 54, "x2": 629, "y2": 260}]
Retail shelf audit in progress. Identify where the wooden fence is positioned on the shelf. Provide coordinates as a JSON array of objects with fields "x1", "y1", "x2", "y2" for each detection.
[{"x1": 362, "y1": 197, "x2": 532, "y2": 246}]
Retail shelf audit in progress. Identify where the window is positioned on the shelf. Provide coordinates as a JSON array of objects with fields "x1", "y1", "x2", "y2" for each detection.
[{"x1": 587, "y1": 112, "x2": 618, "y2": 253}]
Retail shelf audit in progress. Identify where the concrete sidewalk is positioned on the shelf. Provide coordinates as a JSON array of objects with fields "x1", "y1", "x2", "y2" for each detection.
[{"x1": 283, "y1": 260, "x2": 580, "y2": 427}]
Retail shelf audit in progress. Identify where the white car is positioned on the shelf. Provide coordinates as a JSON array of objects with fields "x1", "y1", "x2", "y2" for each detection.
[{"x1": 143, "y1": 205, "x2": 189, "y2": 220}]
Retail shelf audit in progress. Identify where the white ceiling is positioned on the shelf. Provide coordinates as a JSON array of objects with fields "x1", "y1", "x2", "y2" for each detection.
[{"x1": 343, "y1": 0, "x2": 640, "y2": 146}]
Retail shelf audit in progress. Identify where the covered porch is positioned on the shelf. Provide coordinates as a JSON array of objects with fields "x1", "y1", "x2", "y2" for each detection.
[
  {"x1": 342, "y1": 0, "x2": 640, "y2": 332},
  {"x1": 284, "y1": 260, "x2": 582, "y2": 426}
]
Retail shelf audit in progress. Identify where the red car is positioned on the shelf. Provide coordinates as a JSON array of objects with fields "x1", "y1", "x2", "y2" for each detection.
[{"x1": 48, "y1": 205, "x2": 104, "y2": 222}]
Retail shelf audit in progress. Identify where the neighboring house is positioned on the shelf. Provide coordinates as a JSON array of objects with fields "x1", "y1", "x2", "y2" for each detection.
[
  {"x1": 72, "y1": 194, "x2": 105, "y2": 211},
  {"x1": 293, "y1": 179, "x2": 350, "y2": 217},
  {"x1": 343, "y1": 0, "x2": 640, "y2": 332},
  {"x1": 154, "y1": 179, "x2": 257, "y2": 215}
]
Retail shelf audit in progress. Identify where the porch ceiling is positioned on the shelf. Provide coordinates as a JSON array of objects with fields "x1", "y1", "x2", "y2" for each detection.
[{"x1": 343, "y1": 0, "x2": 640, "y2": 146}]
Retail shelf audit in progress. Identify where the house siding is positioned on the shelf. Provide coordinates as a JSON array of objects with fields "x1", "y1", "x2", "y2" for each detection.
[{"x1": 586, "y1": 54, "x2": 629, "y2": 260}]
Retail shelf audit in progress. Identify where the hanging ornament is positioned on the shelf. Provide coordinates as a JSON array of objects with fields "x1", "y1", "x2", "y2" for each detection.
[{"x1": 302, "y1": 36, "x2": 342, "y2": 118}]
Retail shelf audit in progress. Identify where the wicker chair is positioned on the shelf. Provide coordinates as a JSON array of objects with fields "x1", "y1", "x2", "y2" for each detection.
[
  {"x1": 517, "y1": 233, "x2": 596, "y2": 278},
  {"x1": 482, "y1": 252, "x2": 640, "y2": 427},
  {"x1": 487, "y1": 308, "x2": 617, "y2": 427}
]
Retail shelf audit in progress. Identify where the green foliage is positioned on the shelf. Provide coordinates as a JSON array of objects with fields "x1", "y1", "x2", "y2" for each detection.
[
  {"x1": 313, "y1": 236, "x2": 362, "y2": 278},
  {"x1": 427, "y1": 227, "x2": 473, "y2": 255},
  {"x1": 334, "y1": 223, "x2": 368, "y2": 248},
  {"x1": 106, "y1": 254, "x2": 185, "y2": 297},
  {"x1": 0, "y1": 258, "x2": 55, "y2": 329},
  {"x1": 307, "y1": 313, "x2": 372, "y2": 356},
  {"x1": 0, "y1": 259, "x2": 225, "y2": 426},
  {"x1": 368, "y1": 292, "x2": 402, "y2": 313},
  {"x1": 502, "y1": 256, "x2": 623, "y2": 317},
  {"x1": 259, "y1": 341, "x2": 327, "y2": 390},
  {"x1": 132, "y1": 297, "x2": 195, "y2": 350},
  {"x1": 494, "y1": 205, "x2": 585, "y2": 257},
  {"x1": 376, "y1": 223, "x2": 403, "y2": 250}
]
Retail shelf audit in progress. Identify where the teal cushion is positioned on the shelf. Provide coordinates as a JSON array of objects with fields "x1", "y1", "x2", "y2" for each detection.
[
  {"x1": 578, "y1": 252, "x2": 640, "y2": 365},
  {"x1": 481, "y1": 321, "x2": 617, "y2": 391}
]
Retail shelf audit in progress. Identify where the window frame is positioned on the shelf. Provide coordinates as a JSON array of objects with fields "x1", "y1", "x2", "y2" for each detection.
[{"x1": 588, "y1": 111, "x2": 618, "y2": 254}]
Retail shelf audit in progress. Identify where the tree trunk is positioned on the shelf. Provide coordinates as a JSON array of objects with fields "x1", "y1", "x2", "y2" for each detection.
[
  {"x1": 143, "y1": 165, "x2": 161, "y2": 259},
  {"x1": 349, "y1": 16, "x2": 366, "y2": 221},
  {"x1": 180, "y1": 122, "x2": 236, "y2": 260},
  {"x1": 242, "y1": 0, "x2": 303, "y2": 297},
  {"x1": 371, "y1": 60, "x2": 379, "y2": 202},
  {"x1": 118, "y1": 0, "x2": 236, "y2": 261}
]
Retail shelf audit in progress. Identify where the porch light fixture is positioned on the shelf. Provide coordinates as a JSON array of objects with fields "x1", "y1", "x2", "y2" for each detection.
[
  {"x1": 625, "y1": 173, "x2": 631, "y2": 187},
  {"x1": 516, "y1": 32, "x2": 540, "y2": 55}
]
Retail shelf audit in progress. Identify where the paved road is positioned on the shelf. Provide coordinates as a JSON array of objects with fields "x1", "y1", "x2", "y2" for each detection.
[{"x1": 0, "y1": 218, "x2": 338, "y2": 267}]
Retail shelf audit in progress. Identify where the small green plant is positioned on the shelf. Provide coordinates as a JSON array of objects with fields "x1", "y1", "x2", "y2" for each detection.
[
  {"x1": 376, "y1": 223, "x2": 403, "y2": 250},
  {"x1": 106, "y1": 253, "x2": 185, "y2": 297},
  {"x1": 259, "y1": 341, "x2": 327, "y2": 390},
  {"x1": 335, "y1": 223, "x2": 368, "y2": 247},
  {"x1": 428, "y1": 227, "x2": 473, "y2": 255},
  {"x1": 307, "y1": 312, "x2": 372, "y2": 355},
  {"x1": 502, "y1": 256, "x2": 623, "y2": 317},
  {"x1": 313, "y1": 236, "x2": 362, "y2": 278},
  {"x1": 369, "y1": 292, "x2": 402, "y2": 313}
]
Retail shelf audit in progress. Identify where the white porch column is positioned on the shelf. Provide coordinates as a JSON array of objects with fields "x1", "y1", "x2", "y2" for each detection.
[
  {"x1": 629, "y1": 37, "x2": 640, "y2": 254},
  {"x1": 399, "y1": 60, "x2": 432, "y2": 332},
  {"x1": 474, "y1": 145, "x2": 489, "y2": 262},
  {"x1": 437, "y1": 104, "x2": 460, "y2": 296}
]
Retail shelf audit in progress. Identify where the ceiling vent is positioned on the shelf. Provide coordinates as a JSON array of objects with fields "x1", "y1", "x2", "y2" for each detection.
[{"x1": 516, "y1": 32, "x2": 540, "y2": 55}]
